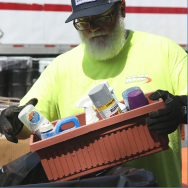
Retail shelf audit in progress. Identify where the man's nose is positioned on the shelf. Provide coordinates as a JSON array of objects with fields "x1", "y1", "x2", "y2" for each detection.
[{"x1": 90, "y1": 23, "x2": 100, "y2": 32}]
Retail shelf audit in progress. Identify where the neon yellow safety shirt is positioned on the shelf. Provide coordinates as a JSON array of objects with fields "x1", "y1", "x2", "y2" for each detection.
[{"x1": 20, "y1": 30, "x2": 187, "y2": 187}]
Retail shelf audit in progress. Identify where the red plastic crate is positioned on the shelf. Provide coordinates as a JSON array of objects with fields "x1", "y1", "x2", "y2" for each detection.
[{"x1": 29, "y1": 92, "x2": 169, "y2": 182}]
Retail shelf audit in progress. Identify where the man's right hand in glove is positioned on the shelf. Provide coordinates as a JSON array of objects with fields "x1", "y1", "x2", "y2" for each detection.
[{"x1": 0, "y1": 98, "x2": 38, "y2": 143}]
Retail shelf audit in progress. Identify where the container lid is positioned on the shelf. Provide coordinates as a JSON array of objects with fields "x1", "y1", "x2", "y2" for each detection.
[
  {"x1": 88, "y1": 84, "x2": 113, "y2": 108},
  {"x1": 39, "y1": 123, "x2": 54, "y2": 133},
  {"x1": 127, "y1": 89, "x2": 149, "y2": 110}
]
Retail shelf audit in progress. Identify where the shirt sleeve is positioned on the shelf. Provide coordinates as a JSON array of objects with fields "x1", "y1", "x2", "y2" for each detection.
[
  {"x1": 19, "y1": 58, "x2": 59, "y2": 122},
  {"x1": 163, "y1": 38, "x2": 187, "y2": 96}
]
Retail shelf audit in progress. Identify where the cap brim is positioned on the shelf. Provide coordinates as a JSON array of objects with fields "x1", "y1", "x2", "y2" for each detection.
[{"x1": 65, "y1": 3, "x2": 115, "y2": 23}]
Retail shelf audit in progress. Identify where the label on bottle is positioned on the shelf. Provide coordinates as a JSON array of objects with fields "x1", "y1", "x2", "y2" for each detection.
[
  {"x1": 97, "y1": 98, "x2": 122, "y2": 119},
  {"x1": 28, "y1": 111, "x2": 41, "y2": 124},
  {"x1": 28, "y1": 110, "x2": 51, "y2": 131}
]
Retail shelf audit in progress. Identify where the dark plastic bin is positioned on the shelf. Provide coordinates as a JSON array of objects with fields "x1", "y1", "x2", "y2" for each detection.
[
  {"x1": 7, "y1": 69, "x2": 40, "y2": 98},
  {"x1": 0, "y1": 71, "x2": 8, "y2": 85},
  {"x1": 8, "y1": 69, "x2": 40, "y2": 85},
  {"x1": 0, "y1": 71, "x2": 8, "y2": 97},
  {"x1": 29, "y1": 92, "x2": 169, "y2": 182},
  {"x1": 31, "y1": 58, "x2": 39, "y2": 69},
  {"x1": 8, "y1": 84, "x2": 31, "y2": 98},
  {"x1": 0, "y1": 85, "x2": 8, "y2": 97}
]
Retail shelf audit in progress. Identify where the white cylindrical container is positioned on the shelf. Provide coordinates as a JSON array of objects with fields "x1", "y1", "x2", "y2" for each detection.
[
  {"x1": 39, "y1": 123, "x2": 55, "y2": 140},
  {"x1": 18, "y1": 104, "x2": 53, "y2": 140}
]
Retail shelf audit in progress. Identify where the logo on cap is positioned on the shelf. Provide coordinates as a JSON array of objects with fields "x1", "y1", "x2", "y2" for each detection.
[{"x1": 75, "y1": 0, "x2": 96, "y2": 6}]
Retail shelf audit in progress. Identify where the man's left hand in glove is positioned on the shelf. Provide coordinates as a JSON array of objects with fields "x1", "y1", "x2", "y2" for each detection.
[{"x1": 145, "y1": 90, "x2": 187, "y2": 134}]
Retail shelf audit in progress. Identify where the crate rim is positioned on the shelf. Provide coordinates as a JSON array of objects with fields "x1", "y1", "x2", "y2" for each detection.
[{"x1": 30, "y1": 95, "x2": 165, "y2": 152}]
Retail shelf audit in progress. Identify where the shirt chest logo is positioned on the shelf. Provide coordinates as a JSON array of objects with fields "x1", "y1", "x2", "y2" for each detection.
[{"x1": 126, "y1": 74, "x2": 152, "y2": 84}]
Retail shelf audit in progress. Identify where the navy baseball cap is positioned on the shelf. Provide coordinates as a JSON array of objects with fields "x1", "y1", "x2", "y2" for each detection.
[{"x1": 65, "y1": 0, "x2": 121, "y2": 23}]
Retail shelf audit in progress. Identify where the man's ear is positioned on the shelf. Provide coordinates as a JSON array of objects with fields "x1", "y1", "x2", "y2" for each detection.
[{"x1": 120, "y1": 0, "x2": 126, "y2": 18}]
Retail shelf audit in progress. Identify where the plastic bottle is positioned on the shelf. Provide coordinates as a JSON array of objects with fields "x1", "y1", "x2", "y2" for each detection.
[
  {"x1": 18, "y1": 104, "x2": 54, "y2": 140},
  {"x1": 39, "y1": 123, "x2": 55, "y2": 140},
  {"x1": 55, "y1": 116, "x2": 81, "y2": 134},
  {"x1": 127, "y1": 89, "x2": 149, "y2": 110},
  {"x1": 122, "y1": 86, "x2": 141, "y2": 110},
  {"x1": 99, "y1": 80, "x2": 127, "y2": 113},
  {"x1": 88, "y1": 84, "x2": 122, "y2": 119},
  {"x1": 77, "y1": 96, "x2": 99, "y2": 124},
  {"x1": 39, "y1": 116, "x2": 80, "y2": 140}
]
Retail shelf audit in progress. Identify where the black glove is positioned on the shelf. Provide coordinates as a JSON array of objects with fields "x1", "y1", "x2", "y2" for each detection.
[
  {"x1": 146, "y1": 90, "x2": 187, "y2": 134},
  {"x1": 0, "y1": 98, "x2": 38, "y2": 143}
]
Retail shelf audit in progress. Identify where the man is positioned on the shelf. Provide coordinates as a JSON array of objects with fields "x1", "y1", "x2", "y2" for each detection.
[{"x1": 0, "y1": 0, "x2": 187, "y2": 186}]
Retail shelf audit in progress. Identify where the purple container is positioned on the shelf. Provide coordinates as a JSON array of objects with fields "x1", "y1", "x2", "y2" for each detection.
[{"x1": 127, "y1": 89, "x2": 149, "y2": 110}]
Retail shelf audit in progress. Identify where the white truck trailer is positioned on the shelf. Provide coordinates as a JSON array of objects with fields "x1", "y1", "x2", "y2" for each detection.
[{"x1": 0, "y1": 0, "x2": 187, "y2": 55}]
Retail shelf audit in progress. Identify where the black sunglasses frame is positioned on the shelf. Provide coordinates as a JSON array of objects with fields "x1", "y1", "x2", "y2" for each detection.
[{"x1": 73, "y1": 2, "x2": 120, "y2": 31}]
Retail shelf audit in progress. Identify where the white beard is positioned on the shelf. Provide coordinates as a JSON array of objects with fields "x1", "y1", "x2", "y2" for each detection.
[{"x1": 78, "y1": 9, "x2": 127, "y2": 61}]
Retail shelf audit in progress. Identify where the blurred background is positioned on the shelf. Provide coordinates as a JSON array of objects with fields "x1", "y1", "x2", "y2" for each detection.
[{"x1": 0, "y1": 0, "x2": 187, "y2": 99}]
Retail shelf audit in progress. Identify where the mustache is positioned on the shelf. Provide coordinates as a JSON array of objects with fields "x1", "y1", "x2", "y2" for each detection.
[{"x1": 88, "y1": 31, "x2": 110, "y2": 39}]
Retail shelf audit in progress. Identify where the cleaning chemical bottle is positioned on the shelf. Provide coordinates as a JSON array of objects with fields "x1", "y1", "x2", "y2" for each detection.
[
  {"x1": 99, "y1": 80, "x2": 127, "y2": 113},
  {"x1": 18, "y1": 104, "x2": 54, "y2": 140},
  {"x1": 39, "y1": 123, "x2": 55, "y2": 140},
  {"x1": 55, "y1": 116, "x2": 81, "y2": 134},
  {"x1": 39, "y1": 116, "x2": 81, "y2": 140},
  {"x1": 88, "y1": 84, "x2": 122, "y2": 119},
  {"x1": 77, "y1": 96, "x2": 99, "y2": 124},
  {"x1": 39, "y1": 123, "x2": 55, "y2": 139}
]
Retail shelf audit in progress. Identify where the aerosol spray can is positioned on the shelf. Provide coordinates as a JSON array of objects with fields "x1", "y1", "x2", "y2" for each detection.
[{"x1": 88, "y1": 84, "x2": 122, "y2": 119}]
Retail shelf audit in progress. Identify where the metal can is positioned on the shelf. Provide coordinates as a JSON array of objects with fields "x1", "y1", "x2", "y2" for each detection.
[{"x1": 88, "y1": 84, "x2": 122, "y2": 119}]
